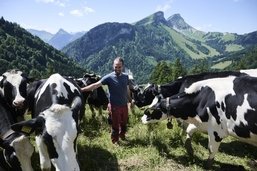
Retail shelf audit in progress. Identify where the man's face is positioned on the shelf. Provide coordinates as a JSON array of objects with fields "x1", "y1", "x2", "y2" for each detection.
[{"x1": 113, "y1": 60, "x2": 123, "y2": 75}]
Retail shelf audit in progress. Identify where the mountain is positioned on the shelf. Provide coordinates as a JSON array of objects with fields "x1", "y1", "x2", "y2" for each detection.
[
  {"x1": 27, "y1": 28, "x2": 86, "y2": 50},
  {"x1": 62, "y1": 11, "x2": 257, "y2": 83},
  {"x1": 60, "y1": 12, "x2": 206, "y2": 82},
  {"x1": 27, "y1": 29, "x2": 54, "y2": 42},
  {"x1": 0, "y1": 17, "x2": 85, "y2": 78},
  {"x1": 166, "y1": 14, "x2": 206, "y2": 40},
  {"x1": 135, "y1": 11, "x2": 168, "y2": 26},
  {"x1": 48, "y1": 29, "x2": 86, "y2": 50},
  {"x1": 167, "y1": 14, "x2": 195, "y2": 31},
  {"x1": 3, "y1": 12, "x2": 256, "y2": 83}
]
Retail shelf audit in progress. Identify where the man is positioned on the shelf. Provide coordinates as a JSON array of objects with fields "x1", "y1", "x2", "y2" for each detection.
[{"x1": 81, "y1": 57, "x2": 132, "y2": 144}]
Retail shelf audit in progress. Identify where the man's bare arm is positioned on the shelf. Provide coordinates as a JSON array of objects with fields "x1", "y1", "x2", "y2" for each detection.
[{"x1": 81, "y1": 81, "x2": 102, "y2": 92}]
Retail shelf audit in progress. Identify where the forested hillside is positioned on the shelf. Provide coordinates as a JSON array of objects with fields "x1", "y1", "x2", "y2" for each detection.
[
  {"x1": 0, "y1": 17, "x2": 85, "y2": 78},
  {"x1": 148, "y1": 45, "x2": 257, "y2": 85}
]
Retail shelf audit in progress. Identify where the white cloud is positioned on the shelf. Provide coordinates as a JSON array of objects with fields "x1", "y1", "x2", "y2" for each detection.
[
  {"x1": 156, "y1": 0, "x2": 174, "y2": 12},
  {"x1": 58, "y1": 12, "x2": 64, "y2": 16},
  {"x1": 83, "y1": 6, "x2": 95, "y2": 14},
  {"x1": 36, "y1": 0, "x2": 68, "y2": 7},
  {"x1": 69, "y1": 6, "x2": 95, "y2": 17},
  {"x1": 70, "y1": 9, "x2": 84, "y2": 17}
]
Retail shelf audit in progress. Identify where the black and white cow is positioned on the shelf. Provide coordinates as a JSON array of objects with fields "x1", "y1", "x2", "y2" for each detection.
[
  {"x1": 0, "y1": 69, "x2": 31, "y2": 121},
  {"x1": 133, "y1": 70, "x2": 255, "y2": 149},
  {"x1": 0, "y1": 69, "x2": 34, "y2": 171},
  {"x1": 133, "y1": 71, "x2": 250, "y2": 107},
  {"x1": 84, "y1": 74, "x2": 108, "y2": 118},
  {"x1": 134, "y1": 69, "x2": 257, "y2": 107},
  {"x1": 142, "y1": 75, "x2": 257, "y2": 167},
  {"x1": 11, "y1": 73, "x2": 85, "y2": 171},
  {"x1": 0, "y1": 100, "x2": 34, "y2": 171},
  {"x1": 75, "y1": 73, "x2": 109, "y2": 118}
]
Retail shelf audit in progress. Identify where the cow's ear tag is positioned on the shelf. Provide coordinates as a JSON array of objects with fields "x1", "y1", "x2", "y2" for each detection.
[
  {"x1": 167, "y1": 121, "x2": 173, "y2": 129},
  {"x1": 21, "y1": 126, "x2": 32, "y2": 134}
]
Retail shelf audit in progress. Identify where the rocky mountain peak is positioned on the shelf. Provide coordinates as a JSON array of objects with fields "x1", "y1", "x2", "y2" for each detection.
[
  {"x1": 152, "y1": 11, "x2": 167, "y2": 24},
  {"x1": 135, "y1": 11, "x2": 167, "y2": 26},
  {"x1": 167, "y1": 13, "x2": 193, "y2": 30}
]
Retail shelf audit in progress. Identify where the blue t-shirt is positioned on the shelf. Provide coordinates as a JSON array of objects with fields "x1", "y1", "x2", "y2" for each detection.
[{"x1": 101, "y1": 72, "x2": 129, "y2": 106}]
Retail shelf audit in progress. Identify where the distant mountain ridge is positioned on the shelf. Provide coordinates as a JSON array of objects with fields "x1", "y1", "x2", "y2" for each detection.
[
  {"x1": 27, "y1": 28, "x2": 86, "y2": 50},
  {"x1": 61, "y1": 11, "x2": 257, "y2": 83},
  {"x1": 27, "y1": 29, "x2": 54, "y2": 42}
]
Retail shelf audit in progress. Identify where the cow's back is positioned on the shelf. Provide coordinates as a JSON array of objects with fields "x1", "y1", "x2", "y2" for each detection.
[{"x1": 34, "y1": 74, "x2": 83, "y2": 117}]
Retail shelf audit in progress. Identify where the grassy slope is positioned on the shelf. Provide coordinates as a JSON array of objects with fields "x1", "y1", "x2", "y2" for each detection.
[
  {"x1": 163, "y1": 26, "x2": 220, "y2": 59},
  {"x1": 76, "y1": 106, "x2": 257, "y2": 171},
  {"x1": 211, "y1": 61, "x2": 232, "y2": 69},
  {"x1": 22, "y1": 106, "x2": 257, "y2": 171}
]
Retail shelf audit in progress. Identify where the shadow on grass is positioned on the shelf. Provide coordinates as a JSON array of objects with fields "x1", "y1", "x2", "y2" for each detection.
[
  {"x1": 195, "y1": 135, "x2": 257, "y2": 170},
  {"x1": 150, "y1": 137, "x2": 249, "y2": 171},
  {"x1": 29, "y1": 144, "x2": 118, "y2": 171},
  {"x1": 78, "y1": 144, "x2": 119, "y2": 171},
  {"x1": 81, "y1": 116, "x2": 110, "y2": 138}
]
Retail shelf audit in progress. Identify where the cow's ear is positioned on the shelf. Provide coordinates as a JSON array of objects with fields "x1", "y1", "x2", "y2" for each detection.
[
  {"x1": 27, "y1": 77, "x2": 35, "y2": 83},
  {"x1": 83, "y1": 73, "x2": 91, "y2": 78},
  {"x1": 11, "y1": 116, "x2": 45, "y2": 135},
  {"x1": 0, "y1": 75, "x2": 6, "y2": 88},
  {"x1": 153, "y1": 84, "x2": 159, "y2": 96}
]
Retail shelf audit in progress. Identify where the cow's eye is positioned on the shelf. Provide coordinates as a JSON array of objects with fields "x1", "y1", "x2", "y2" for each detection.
[
  {"x1": 5, "y1": 82, "x2": 12, "y2": 92},
  {"x1": 20, "y1": 83, "x2": 27, "y2": 97}
]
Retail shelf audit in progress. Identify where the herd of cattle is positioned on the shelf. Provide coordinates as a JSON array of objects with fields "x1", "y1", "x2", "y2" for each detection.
[{"x1": 0, "y1": 68, "x2": 257, "y2": 170}]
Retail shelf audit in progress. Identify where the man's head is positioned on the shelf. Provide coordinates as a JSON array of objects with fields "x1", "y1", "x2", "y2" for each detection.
[{"x1": 113, "y1": 57, "x2": 124, "y2": 75}]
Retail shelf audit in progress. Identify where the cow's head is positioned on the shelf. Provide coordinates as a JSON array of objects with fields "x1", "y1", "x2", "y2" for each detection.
[
  {"x1": 74, "y1": 73, "x2": 100, "y2": 88},
  {"x1": 11, "y1": 104, "x2": 80, "y2": 171},
  {"x1": 78, "y1": 73, "x2": 109, "y2": 109},
  {"x1": 83, "y1": 73, "x2": 101, "y2": 85},
  {"x1": 141, "y1": 95, "x2": 168, "y2": 124},
  {"x1": 0, "y1": 69, "x2": 29, "y2": 109},
  {"x1": 132, "y1": 83, "x2": 159, "y2": 107},
  {"x1": 141, "y1": 91, "x2": 196, "y2": 124}
]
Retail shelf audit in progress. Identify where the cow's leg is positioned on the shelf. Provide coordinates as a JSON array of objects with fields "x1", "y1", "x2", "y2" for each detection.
[
  {"x1": 206, "y1": 130, "x2": 222, "y2": 169},
  {"x1": 36, "y1": 136, "x2": 51, "y2": 171},
  {"x1": 90, "y1": 105, "x2": 96, "y2": 118},
  {"x1": 185, "y1": 124, "x2": 198, "y2": 156},
  {"x1": 12, "y1": 135, "x2": 34, "y2": 171},
  {"x1": 99, "y1": 107, "x2": 102, "y2": 116},
  {"x1": 98, "y1": 107, "x2": 104, "y2": 123}
]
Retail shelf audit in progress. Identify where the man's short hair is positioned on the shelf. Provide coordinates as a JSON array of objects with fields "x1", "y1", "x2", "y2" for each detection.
[{"x1": 114, "y1": 57, "x2": 124, "y2": 65}]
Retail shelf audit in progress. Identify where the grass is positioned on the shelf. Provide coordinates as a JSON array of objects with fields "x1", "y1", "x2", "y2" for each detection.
[
  {"x1": 211, "y1": 61, "x2": 232, "y2": 69},
  {"x1": 28, "y1": 105, "x2": 257, "y2": 170}
]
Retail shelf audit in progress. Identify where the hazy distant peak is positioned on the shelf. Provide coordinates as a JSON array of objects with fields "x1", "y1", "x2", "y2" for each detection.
[
  {"x1": 56, "y1": 28, "x2": 69, "y2": 35},
  {"x1": 27, "y1": 29, "x2": 53, "y2": 42}
]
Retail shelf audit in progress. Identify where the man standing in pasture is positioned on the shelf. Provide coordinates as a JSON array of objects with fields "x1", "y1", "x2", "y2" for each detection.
[{"x1": 81, "y1": 57, "x2": 132, "y2": 144}]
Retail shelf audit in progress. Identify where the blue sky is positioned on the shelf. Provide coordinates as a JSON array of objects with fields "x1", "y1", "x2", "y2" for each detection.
[{"x1": 1, "y1": 0, "x2": 256, "y2": 34}]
